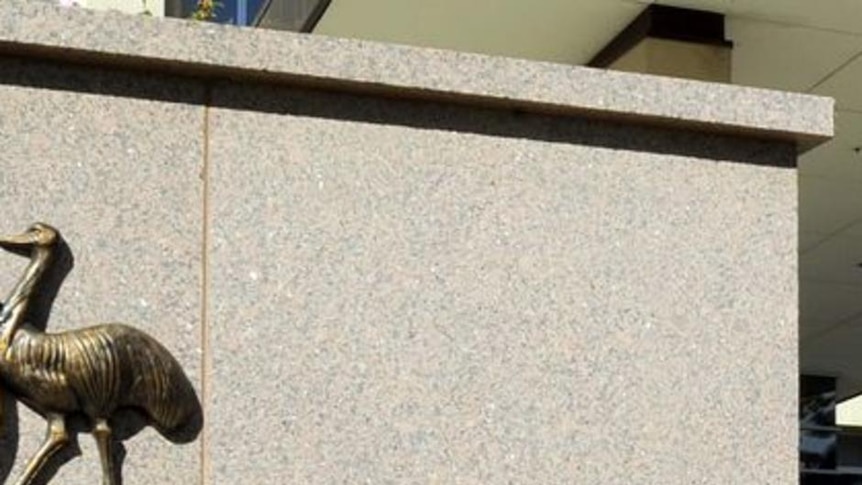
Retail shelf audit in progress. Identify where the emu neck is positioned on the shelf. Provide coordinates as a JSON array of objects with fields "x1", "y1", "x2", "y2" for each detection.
[{"x1": 1, "y1": 246, "x2": 52, "y2": 343}]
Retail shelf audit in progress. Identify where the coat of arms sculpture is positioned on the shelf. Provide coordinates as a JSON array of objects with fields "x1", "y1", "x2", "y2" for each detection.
[{"x1": 0, "y1": 223, "x2": 200, "y2": 485}]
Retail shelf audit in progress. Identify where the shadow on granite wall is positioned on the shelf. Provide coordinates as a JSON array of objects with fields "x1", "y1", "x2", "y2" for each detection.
[{"x1": 0, "y1": 56, "x2": 794, "y2": 168}]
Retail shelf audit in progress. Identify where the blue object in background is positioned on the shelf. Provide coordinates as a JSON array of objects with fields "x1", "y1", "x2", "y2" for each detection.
[
  {"x1": 172, "y1": 0, "x2": 330, "y2": 31},
  {"x1": 216, "y1": 0, "x2": 268, "y2": 25},
  {"x1": 183, "y1": 0, "x2": 268, "y2": 25}
]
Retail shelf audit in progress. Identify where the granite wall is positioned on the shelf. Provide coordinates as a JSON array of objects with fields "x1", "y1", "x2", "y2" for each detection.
[
  {"x1": 0, "y1": 2, "x2": 832, "y2": 483},
  {"x1": 205, "y1": 84, "x2": 799, "y2": 484}
]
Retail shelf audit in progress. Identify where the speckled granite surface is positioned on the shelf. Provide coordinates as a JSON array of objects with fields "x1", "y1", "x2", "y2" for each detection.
[
  {"x1": 0, "y1": 58, "x2": 205, "y2": 484},
  {"x1": 0, "y1": 0, "x2": 832, "y2": 150},
  {"x1": 0, "y1": 3, "x2": 818, "y2": 483},
  {"x1": 207, "y1": 85, "x2": 798, "y2": 483}
]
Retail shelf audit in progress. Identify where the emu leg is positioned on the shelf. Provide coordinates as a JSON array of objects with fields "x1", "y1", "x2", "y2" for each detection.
[
  {"x1": 15, "y1": 413, "x2": 68, "y2": 485},
  {"x1": 93, "y1": 418, "x2": 117, "y2": 485}
]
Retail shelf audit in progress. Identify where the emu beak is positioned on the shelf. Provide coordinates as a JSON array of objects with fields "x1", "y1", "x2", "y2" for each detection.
[{"x1": 0, "y1": 230, "x2": 34, "y2": 250}]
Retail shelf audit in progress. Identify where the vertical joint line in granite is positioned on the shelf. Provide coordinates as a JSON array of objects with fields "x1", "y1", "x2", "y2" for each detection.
[{"x1": 200, "y1": 84, "x2": 213, "y2": 485}]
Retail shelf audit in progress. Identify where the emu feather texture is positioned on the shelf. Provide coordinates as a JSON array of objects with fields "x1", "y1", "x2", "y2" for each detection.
[{"x1": 0, "y1": 223, "x2": 200, "y2": 485}]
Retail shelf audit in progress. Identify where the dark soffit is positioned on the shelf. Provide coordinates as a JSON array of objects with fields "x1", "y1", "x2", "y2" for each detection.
[{"x1": 588, "y1": 4, "x2": 733, "y2": 69}]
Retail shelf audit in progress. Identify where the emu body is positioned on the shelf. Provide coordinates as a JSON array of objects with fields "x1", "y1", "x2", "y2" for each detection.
[
  {"x1": 0, "y1": 323, "x2": 196, "y2": 434},
  {"x1": 0, "y1": 223, "x2": 199, "y2": 485}
]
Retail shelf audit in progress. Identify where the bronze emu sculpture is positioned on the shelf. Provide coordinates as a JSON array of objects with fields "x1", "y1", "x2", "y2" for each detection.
[{"x1": 0, "y1": 223, "x2": 199, "y2": 485}]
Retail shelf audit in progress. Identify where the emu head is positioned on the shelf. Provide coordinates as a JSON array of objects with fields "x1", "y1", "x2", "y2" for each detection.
[{"x1": 0, "y1": 223, "x2": 59, "y2": 257}]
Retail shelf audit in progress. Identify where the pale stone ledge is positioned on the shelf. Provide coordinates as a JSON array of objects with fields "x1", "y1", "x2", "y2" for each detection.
[{"x1": 0, "y1": 0, "x2": 833, "y2": 151}]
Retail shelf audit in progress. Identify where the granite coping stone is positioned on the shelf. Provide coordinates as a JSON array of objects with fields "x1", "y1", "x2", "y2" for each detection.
[{"x1": 0, "y1": 0, "x2": 833, "y2": 152}]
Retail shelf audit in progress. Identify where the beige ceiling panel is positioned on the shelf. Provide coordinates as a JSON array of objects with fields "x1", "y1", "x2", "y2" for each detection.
[
  {"x1": 801, "y1": 231, "x2": 831, "y2": 252},
  {"x1": 813, "y1": 54, "x2": 862, "y2": 111},
  {"x1": 849, "y1": 219, "x2": 862, "y2": 235},
  {"x1": 639, "y1": 1, "x2": 733, "y2": 15},
  {"x1": 802, "y1": 314, "x2": 862, "y2": 399},
  {"x1": 801, "y1": 317, "x2": 856, "y2": 340},
  {"x1": 801, "y1": 280, "x2": 862, "y2": 329},
  {"x1": 800, "y1": 112, "x2": 862, "y2": 183},
  {"x1": 799, "y1": 176, "x2": 862, "y2": 235},
  {"x1": 728, "y1": 17, "x2": 862, "y2": 92},
  {"x1": 800, "y1": 230, "x2": 862, "y2": 285},
  {"x1": 802, "y1": 310, "x2": 862, "y2": 355},
  {"x1": 801, "y1": 142, "x2": 862, "y2": 183},
  {"x1": 84, "y1": 0, "x2": 163, "y2": 15},
  {"x1": 315, "y1": 0, "x2": 644, "y2": 64}
]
